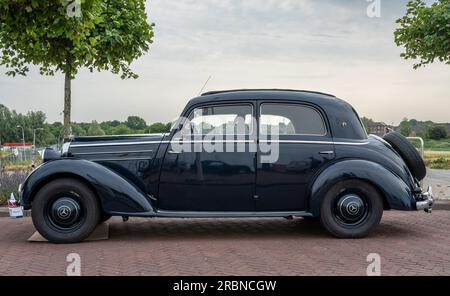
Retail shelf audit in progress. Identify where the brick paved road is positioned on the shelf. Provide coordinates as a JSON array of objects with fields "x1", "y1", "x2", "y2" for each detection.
[{"x1": 0, "y1": 211, "x2": 449, "y2": 276}]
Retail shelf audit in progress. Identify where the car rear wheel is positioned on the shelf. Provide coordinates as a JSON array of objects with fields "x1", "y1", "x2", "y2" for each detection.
[
  {"x1": 31, "y1": 178, "x2": 100, "y2": 244},
  {"x1": 320, "y1": 180, "x2": 383, "y2": 238}
]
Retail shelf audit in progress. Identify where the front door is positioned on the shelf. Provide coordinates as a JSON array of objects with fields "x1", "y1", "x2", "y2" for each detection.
[
  {"x1": 256, "y1": 102, "x2": 335, "y2": 211},
  {"x1": 158, "y1": 102, "x2": 256, "y2": 211}
]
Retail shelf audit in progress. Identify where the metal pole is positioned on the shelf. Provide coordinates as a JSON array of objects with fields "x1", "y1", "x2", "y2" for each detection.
[
  {"x1": 17, "y1": 125, "x2": 25, "y2": 161},
  {"x1": 33, "y1": 128, "x2": 43, "y2": 157}
]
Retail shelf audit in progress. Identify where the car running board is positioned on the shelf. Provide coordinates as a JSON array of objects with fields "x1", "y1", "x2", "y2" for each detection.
[{"x1": 109, "y1": 210, "x2": 313, "y2": 218}]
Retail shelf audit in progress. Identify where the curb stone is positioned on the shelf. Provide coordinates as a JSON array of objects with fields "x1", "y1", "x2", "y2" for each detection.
[{"x1": 1, "y1": 201, "x2": 450, "y2": 218}]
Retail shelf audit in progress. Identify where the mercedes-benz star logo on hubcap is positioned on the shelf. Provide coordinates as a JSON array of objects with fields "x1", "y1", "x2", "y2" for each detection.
[
  {"x1": 57, "y1": 206, "x2": 71, "y2": 219},
  {"x1": 347, "y1": 203, "x2": 359, "y2": 215}
]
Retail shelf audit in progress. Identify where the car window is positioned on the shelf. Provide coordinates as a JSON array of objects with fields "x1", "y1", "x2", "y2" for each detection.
[
  {"x1": 187, "y1": 104, "x2": 253, "y2": 136},
  {"x1": 260, "y1": 103, "x2": 326, "y2": 136}
]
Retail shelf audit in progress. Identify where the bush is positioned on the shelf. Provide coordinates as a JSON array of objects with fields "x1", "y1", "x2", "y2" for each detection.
[
  {"x1": 0, "y1": 171, "x2": 29, "y2": 206},
  {"x1": 428, "y1": 125, "x2": 448, "y2": 140},
  {"x1": 425, "y1": 158, "x2": 450, "y2": 170}
]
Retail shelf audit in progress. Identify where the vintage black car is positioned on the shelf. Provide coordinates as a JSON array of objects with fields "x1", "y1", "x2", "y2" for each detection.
[{"x1": 20, "y1": 89, "x2": 434, "y2": 243}]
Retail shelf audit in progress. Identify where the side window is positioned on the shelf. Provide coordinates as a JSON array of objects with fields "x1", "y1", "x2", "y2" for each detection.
[
  {"x1": 260, "y1": 104, "x2": 326, "y2": 136},
  {"x1": 187, "y1": 104, "x2": 253, "y2": 136}
]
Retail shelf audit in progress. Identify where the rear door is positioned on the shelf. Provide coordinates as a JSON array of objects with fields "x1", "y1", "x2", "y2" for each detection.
[{"x1": 256, "y1": 102, "x2": 335, "y2": 211}]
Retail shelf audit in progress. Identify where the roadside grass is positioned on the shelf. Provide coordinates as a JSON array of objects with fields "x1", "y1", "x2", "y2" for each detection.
[
  {"x1": 424, "y1": 150, "x2": 450, "y2": 170},
  {"x1": 424, "y1": 139, "x2": 450, "y2": 151}
]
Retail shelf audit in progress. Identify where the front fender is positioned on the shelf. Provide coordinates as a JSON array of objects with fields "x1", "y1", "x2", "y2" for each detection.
[
  {"x1": 309, "y1": 159, "x2": 416, "y2": 216},
  {"x1": 21, "y1": 159, "x2": 155, "y2": 214}
]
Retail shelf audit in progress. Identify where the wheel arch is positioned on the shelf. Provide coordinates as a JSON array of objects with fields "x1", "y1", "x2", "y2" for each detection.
[
  {"x1": 26, "y1": 172, "x2": 100, "y2": 208},
  {"x1": 308, "y1": 159, "x2": 416, "y2": 216},
  {"x1": 21, "y1": 159, "x2": 155, "y2": 215}
]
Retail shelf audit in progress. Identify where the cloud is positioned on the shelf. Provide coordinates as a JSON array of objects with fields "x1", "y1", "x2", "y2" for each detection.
[{"x1": 0, "y1": 0, "x2": 449, "y2": 125}]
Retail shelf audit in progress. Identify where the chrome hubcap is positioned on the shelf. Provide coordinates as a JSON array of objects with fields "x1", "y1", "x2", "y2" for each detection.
[
  {"x1": 48, "y1": 197, "x2": 82, "y2": 229},
  {"x1": 336, "y1": 194, "x2": 366, "y2": 223}
]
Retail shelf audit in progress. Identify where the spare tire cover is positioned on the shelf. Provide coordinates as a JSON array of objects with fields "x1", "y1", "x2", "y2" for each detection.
[{"x1": 383, "y1": 132, "x2": 426, "y2": 181}]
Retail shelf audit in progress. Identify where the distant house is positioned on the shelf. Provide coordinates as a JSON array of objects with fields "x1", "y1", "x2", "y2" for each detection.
[{"x1": 367, "y1": 122, "x2": 392, "y2": 136}]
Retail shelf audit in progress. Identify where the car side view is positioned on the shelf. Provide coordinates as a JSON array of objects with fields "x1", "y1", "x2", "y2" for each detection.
[{"x1": 19, "y1": 89, "x2": 434, "y2": 243}]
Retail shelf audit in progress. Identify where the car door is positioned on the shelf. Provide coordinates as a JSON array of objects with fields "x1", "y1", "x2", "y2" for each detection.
[
  {"x1": 158, "y1": 102, "x2": 257, "y2": 211},
  {"x1": 256, "y1": 102, "x2": 335, "y2": 211}
]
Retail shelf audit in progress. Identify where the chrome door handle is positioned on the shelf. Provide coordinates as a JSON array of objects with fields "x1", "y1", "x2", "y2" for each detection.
[
  {"x1": 167, "y1": 150, "x2": 181, "y2": 154},
  {"x1": 319, "y1": 151, "x2": 334, "y2": 155}
]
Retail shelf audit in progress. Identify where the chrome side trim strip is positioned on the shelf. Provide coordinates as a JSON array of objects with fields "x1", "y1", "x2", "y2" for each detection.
[
  {"x1": 90, "y1": 157, "x2": 153, "y2": 162},
  {"x1": 70, "y1": 141, "x2": 162, "y2": 147},
  {"x1": 71, "y1": 139, "x2": 368, "y2": 148},
  {"x1": 72, "y1": 149, "x2": 153, "y2": 155},
  {"x1": 170, "y1": 140, "x2": 255, "y2": 144},
  {"x1": 259, "y1": 140, "x2": 369, "y2": 146}
]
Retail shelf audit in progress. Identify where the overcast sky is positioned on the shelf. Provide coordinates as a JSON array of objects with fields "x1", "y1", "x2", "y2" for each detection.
[{"x1": 0, "y1": 0, "x2": 448, "y2": 125}]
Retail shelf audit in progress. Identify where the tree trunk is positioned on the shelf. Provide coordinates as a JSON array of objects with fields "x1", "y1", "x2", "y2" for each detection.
[{"x1": 63, "y1": 69, "x2": 72, "y2": 142}]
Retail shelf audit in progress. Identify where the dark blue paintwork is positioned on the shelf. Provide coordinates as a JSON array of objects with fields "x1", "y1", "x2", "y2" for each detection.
[{"x1": 20, "y1": 90, "x2": 422, "y2": 217}]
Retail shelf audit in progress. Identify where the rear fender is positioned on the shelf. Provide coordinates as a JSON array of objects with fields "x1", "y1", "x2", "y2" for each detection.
[
  {"x1": 21, "y1": 159, "x2": 155, "y2": 214},
  {"x1": 309, "y1": 159, "x2": 416, "y2": 216}
]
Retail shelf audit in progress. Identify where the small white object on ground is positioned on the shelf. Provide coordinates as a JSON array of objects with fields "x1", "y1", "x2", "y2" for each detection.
[{"x1": 8, "y1": 193, "x2": 23, "y2": 219}]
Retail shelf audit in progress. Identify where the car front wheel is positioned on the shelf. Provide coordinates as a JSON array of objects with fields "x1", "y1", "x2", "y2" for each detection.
[
  {"x1": 31, "y1": 178, "x2": 100, "y2": 244},
  {"x1": 320, "y1": 180, "x2": 383, "y2": 238}
]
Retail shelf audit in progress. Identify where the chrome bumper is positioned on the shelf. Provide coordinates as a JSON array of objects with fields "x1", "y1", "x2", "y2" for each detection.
[{"x1": 416, "y1": 186, "x2": 434, "y2": 213}]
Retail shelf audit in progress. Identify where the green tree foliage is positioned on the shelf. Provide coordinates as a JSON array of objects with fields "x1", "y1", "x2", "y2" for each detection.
[
  {"x1": 394, "y1": 0, "x2": 450, "y2": 69},
  {"x1": 399, "y1": 118, "x2": 412, "y2": 136},
  {"x1": 111, "y1": 123, "x2": 132, "y2": 135},
  {"x1": 87, "y1": 120, "x2": 105, "y2": 136},
  {"x1": 126, "y1": 116, "x2": 147, "y2": 130},
  {"x1": 147, "y1": 122, "x2": 171, "y2": 133},
  {"x1": 360, "y1": 117, "x2": 375, "y2": 132},
  {"x1": 0, "y1": 104, "x2": 54, "y2": 146},
  {"x1": 428, "y1": 125, "x2": 448, "y2": 140},
  {"x1": 0, "y1": 0, "x2": 154, "y2": 139}
]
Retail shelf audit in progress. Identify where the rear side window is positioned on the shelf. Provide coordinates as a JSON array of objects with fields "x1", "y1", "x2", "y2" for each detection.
[{"x1": 260, "y1": 103, "x2": 326, "y2": 136}]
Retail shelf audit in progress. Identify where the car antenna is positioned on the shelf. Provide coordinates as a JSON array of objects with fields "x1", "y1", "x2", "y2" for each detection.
[{"x1": 198, "y1": 75, "x2": 212, "y2": 96}]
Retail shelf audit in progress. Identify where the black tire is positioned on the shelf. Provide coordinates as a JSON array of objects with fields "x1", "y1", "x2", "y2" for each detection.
[
  {"x1": 383, "y1": 131, "x2": 426, "y2": 181},
  {"x1": 31, "y1": 178, "x2": 100, "y2": 244},
  {"x1": 320, "y1": 180, "x2": 383, "y2": 238},
  {"x1": 99, "y1": 213, "x2": 112, "y2": 224}
]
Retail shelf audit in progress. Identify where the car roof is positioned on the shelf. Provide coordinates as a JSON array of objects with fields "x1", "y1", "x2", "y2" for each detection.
[{"x1": 186, "y1": 89, "x2": 341, "y2": 109}]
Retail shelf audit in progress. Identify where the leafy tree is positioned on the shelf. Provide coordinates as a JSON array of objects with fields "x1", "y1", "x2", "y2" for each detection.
[
  {"x1": 394, "y1": 0, "x2": 450, "y2": 69},
  {"x1": 399, "y1": 118, "x2": 412, "y2": 136},
  {"x1": 148, "y1": 122, "x2": 171, "y2": 133},
  {"x1": 111, "y1": 123, "x2": 132, "y2": 135},
  {"x1": 126, "y1": 116, "x2": 147, "y2": 130},
  {"x1": 428, "y1": 125, "x2": 448, "y2": 140},
  {"x1": 71, "y1": 123, "x2": 87, "y2": 137},
  {"x1": 87, "y1": 120, "x2": 105, "y2": 136},
  {"x1": 0, "y1": 0, "x2": 154, "y2": 140},
  {"x1": 360, "y1": 117, "x2": 374, "y2": 132}
]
